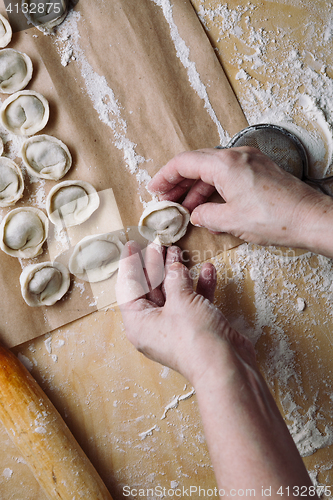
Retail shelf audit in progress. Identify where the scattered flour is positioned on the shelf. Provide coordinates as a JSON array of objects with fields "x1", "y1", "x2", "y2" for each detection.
[
  {"x1": 296, "y1": 297, "x2": 306, "y2": 312},
  {"x1": 2, "y1": 468, "x2": 13, "y2": 479},
  {"x1": 161, "y1": 388, "x2": 195, "y2": 420},
  {"x1": 17, "y1": 353, "x2": 34, "y2": 372},
  {"x1": 198, "y1": 2, "x2": 333, "y2": 178},
  {"x1": 54, "y1": 11, "x2": 151, "y2": 195},
  {"x1": 151, "y1": 0, "x2": 229, "y2": 145},
  {"x1": 139, "y1": 424, "x2": 158, "y2": 440}
]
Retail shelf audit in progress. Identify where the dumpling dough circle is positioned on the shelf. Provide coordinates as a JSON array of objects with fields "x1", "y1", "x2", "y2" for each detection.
[
  {"x1": 0, "y1": 14, "x2": 12, "y2": 48},
  {"x1": 0, "y1": 49, "x2": 33, "y2": 94},
  {"x1": 0, "y1": 90, "x2": 49, "y2": 136},
  {"x1": 21, "y1": 134, "x2": 72, "y2": 180},
  {"x1": 139, "y1": 200, "x2": 190, "y2": 245},
  {"x1": 46, "y1": 180, "x2": 100, "y2": 228},
  {"x1": 69, "y1": 233, "x2": 124, "y2": 283},
  {"x1": 0, "y1": 207, "x2": 49, "y2": 258},
  {"x1": 0, "y1": 157, "x2": 24, "y2": 207},
  {"x1": 20, "y1": 261, "x2": 70, "y2": 307}
]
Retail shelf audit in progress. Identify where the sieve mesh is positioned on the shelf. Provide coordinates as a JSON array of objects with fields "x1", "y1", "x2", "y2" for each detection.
[{"x1": 226, "y1": 124, "x2": 308, "y2": 179}]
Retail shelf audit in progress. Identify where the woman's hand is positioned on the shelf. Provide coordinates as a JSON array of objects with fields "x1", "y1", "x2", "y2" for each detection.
[
  {"x1": 116, "y1": 240, "x2": 256, "y2": 387},
  {"x1": 148, "y1": 147, "x2": 331, "y2": 251}
]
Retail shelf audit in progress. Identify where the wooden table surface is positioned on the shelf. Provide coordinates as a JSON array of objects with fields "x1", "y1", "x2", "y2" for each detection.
[{"x1": 1, "y1": 0, "x2": 333, "y2": 498}]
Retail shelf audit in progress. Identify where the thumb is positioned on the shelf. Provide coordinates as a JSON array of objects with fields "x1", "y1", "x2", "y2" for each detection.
[
  {"x1": 164, "y1": 262, "x2": 193, "y2": 298},
  {"x1": 190, "y1": 202, "x2": 232, "y2": 233}
]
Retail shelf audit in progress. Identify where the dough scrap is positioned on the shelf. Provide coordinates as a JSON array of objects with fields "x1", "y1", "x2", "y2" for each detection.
[
  {"x1": 139, "y1": 200, "x2": 190, "y2": 245},
  {"x1": 0, "y1": 207, "x2": 49, "y2": 258},
  {"x1": 22, "y1": 0, "x2": 68, "y2": 32},
  {"x1": 20, "y1": 261, "x2": 70, "y2": 307},
  {"x1": 0, "y1": 14, "x2": 12, "y2": 48},
  {"x1": 69, "y1": 233, "x2": 124, "y2": 283},
  {"x1": 46, "y1": 180, "x2": 100, "y2": 227},
  {"x1": 0, "y1": 49, "x2": 33, "y2": 94},
  {"x1": 0, "y1": 157, "x2": 24, "y2": 207},
  {"x1": 21, "y1": 134, "x2": 72, "y2": 180},
  {"x1": 0, "y1": 90, "x2": 49, "y2": 136}
]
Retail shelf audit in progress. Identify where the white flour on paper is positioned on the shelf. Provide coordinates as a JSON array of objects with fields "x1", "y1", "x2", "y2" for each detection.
[
  {"x1": 151, "y1": 0, "x2": 229, "y2": 145},
  {"x1": 54, "y1": 11, "x2": 152, "y2": 201},
  {"x1": 54, "y1": 3, "x2": 230, "y2": 197}
]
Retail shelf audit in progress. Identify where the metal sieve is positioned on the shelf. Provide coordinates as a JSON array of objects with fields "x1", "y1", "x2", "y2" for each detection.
[{"x1": 217, "y1": 124, "x2": 333, "y2": 193}]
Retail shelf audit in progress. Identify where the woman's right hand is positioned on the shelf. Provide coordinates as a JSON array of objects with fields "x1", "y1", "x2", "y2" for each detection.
[{"x1": 148, "y1": 147, "x2": 333, "y2": 253}]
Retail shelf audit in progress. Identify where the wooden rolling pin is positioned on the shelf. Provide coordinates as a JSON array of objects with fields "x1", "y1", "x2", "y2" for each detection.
[{"x1": 0, "y1": 343, "x2": 113, "y2": 500}]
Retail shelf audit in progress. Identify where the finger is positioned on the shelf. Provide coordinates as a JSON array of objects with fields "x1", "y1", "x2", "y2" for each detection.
[
  {"x1": 165, "y1": 245, "x2": 183, "y2": 273},
  {"x1": 158, "y1": 179, "x2": 195, "y2": 202},
  {"x1": 143, "y1": 242, "x2": 166, "y2": 307},
  {"x1": 163, "y1": 261, "x2": 193, "y2": 299},
  {"x1": 161, "y1": 245, "x2": 183, "y2": 298},
  {"x1": 195, "y1": 263, "x2": 217, "y2": 303},
  {"x1": 148, "y1": 149, "x2": 223, "y2": 195},
  {"x1": 116, "y1": 241, "x2": 150, "y2": 306},
  {"x1": 182, "y1": 180, "x2": 216, "y2": 212},
  {"x1": 190, "y1": 202, "x2": 231, "y2": 232}
]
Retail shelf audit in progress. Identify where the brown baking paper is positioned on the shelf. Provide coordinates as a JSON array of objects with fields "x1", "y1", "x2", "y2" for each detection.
[{"x1": 0, "y1": 0, "x2": 247, "y2": 347}]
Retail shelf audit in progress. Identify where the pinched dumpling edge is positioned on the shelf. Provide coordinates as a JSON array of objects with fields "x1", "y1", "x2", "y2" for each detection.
[
  {"x1": 20, "y1": 261, "x2": 70, "y2": 307},
  {"x1": 69, "y1": 233, "x2": 124, "y2": 283},
  {"x1": 138, "y1": 200, "x2": 190, "y2": 245},
  {"x1": 46, "y1": 180, "x2": 100, "y2": 227},
  {"x1": 0, "y1": 157, "x2": 24, "y2": 207},
  {"x1": 0, "y1": 13, "x2": 12, "y2": 48},
  {"x1": 21, "y1": 134, "x2": 72, "y2": 180},
  {"x1": 0, "y1": 206, "x2": 49, "y2": 258},
  {"x1": 0, "y1": 90, "x2": 50, "y2": 136},
  {"x1": 0, "y1": 48, "x2": 33, "y2": 94}
]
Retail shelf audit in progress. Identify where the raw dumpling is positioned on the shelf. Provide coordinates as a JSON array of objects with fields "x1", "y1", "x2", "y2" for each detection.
[
  {"x1": 0, "y1": 90, "x2": 49, "y2": 136},
  {"x1": 46, "y1": 180, "x2": 100, "y2": 227},
  {"x1": 22, "y1": 0, "x2": 68, "y2": 32},
  {"x1": 0, "y1": 13, "x2": 12, "y2": 48},
  {"x1": 0, "y1": 157, "x2": 24, "y2": 207},
  {"x1": 21, "y1": 134, "x2": 72, "y2": 180},
  {"x1": 0, "y1": 49, "x2": 33, "y2": 94},
  {"x1": 20, "y1": 261, "x2": 70, "y2": 307},
  {"x1": 69, "y1": 233, "x2": 124, "y2": 283},
  {"x1": 139, "y1": 200, "x2": 190, "y2": 245},
  {"x1": 0, "y1": 207, "x2": 49, "y2": 258}
]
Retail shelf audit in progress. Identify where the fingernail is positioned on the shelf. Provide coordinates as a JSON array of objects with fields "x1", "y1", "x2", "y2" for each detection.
[{"x1": 190, "y1": 214, "x2": 201, "y2": 227}]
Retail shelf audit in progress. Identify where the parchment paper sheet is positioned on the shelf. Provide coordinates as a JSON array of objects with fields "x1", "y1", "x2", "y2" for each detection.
[{"x1": 0, "y1": 0, "x2": 248, "y2": 347}]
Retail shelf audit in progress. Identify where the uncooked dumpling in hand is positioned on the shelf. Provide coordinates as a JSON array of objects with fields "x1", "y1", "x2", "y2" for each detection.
[
  {"x1": 69, "y1": 233, "x2": 124, "y2": 283},
  {"x1": 0, "y1": 14, "x2": 12, "y2": 48},
  {"x1": 0, "y1": 49, "x2": 33, "y2": 94},
  {"x1": 139, "y1": 200, "x2": 190, "y2": 245},
  {"x1": 46, "y1": 180, "x2": 100, "y2": 227},
  {"x1": 0, "y1": 90, "x2": 49, "y2": 136},
  {"x1": 20, "y1": 261, "x2": 70, "y2": 307},
  {"x1": 0, "y1": 157, "x2": 24, "y2": 207},
  {"x1": 0, "y1": 207, "x2": 49, "y2": 258},
  {"x1": 21, "y1": 134, "x2": 72, "y2": 180}
]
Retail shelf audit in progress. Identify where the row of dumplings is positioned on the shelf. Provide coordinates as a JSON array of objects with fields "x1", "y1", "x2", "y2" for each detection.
[
  {"x1": 0, "y1": 192, "x2": 125, "y2": 307},
  {"x1": 0, "y1": 13, "x2": 125, "y2": 307},
  {"x1": 0, "y1": 12, "x2": 192, "y2": 308}
]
